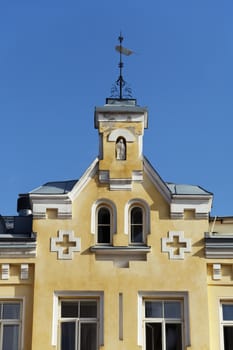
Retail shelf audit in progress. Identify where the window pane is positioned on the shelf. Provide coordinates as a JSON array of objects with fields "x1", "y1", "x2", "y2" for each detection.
[
  {"x1": 131, "y1": 207, "x2": 142, "y2": 224},
  {"x1": 61, "y1": 301, "x2": 78, "y2": 318},
  {"x1": 164, "y1": 302, "x2": 181, "y2": 319},
  {"x1": 61, "y1": 322, "x2": 75, "y2": 350},
  {"x1": 2, "y1": 325, "x2": 19, "y2": 350},
  {"x1": 98, "y1": 208, "x2": 110, "y2": 224},
  {"x1": 80, "y1": 301, "x2": 97, "y2": 318},
  {"x1": 3, "y1": 303, "x2": 20, "y2": 320},
  {"x1": 224, "y1": 326, "x2": 233, "y2": 350},
  {"x1": 131, "y1": 207, "x2": 143, "y2": 243},
  {"x1": 145, "y1": 301, "x2": 162, "y2": 318},
  {"x1": 98, "y1": 226, "x2": 110, "y2": 243},
  {"x1": 98, "y1": 208, "x2": 111, "y2": 243},
  {"x1": 223, "y1": 304, "x2": 233, "y2": 321},
  {"x1": 80, "y1": 323, "x2": 97, "y2": 350},
  {"x1": 131, "y1": 225, "x2": 143, "y2": 243},
  {"x1": 146, "y1": 322, "x2": 162, "y2": 350},
  {"x1": 165, "y1": 324, "x2": 182, "y2": 350}
]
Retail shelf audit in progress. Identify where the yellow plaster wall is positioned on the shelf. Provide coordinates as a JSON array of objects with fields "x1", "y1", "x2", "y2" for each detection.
[
  {"x1": 31, "y1": 169, "x2": 211, "y2": 349},
  {"x1": 206, "y1": 219, "x2": 233, "y2": 350},
  {"x1": 0, "y1": 263, "x2": 34, "y2": 350},
  {"x1": 210, "y1": 220, "x2": 233, "y2": 234},
  {"x1": 99, "y1": 121, "x2": 144, "y2": 178},
  {"x1": 207, "y1": 263, "x2": 233, "y2": 350},
  {"x1": 207, "y1": 285, "x2": 233, "y2": 350}
]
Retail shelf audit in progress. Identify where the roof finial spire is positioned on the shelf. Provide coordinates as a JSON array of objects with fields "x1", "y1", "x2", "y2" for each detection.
[
  {"x1": 117, "y1": 33, "x2": 124, "y2": 99},
  {"x1": 110, "y1": 33, "x2": 133, "y2": 99}
]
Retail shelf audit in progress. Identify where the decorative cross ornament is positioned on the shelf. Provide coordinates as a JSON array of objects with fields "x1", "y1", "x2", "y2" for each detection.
[
  {"x1": 162, "y1": 231, "x2": 191, "y2": 260},
  {"x1": 51, "y1": 230, "x2": 81, "y2": 260}
]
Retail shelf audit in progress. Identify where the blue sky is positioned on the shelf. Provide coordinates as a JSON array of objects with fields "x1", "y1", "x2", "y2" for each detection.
[{"x1": 0, "y1": 0, "x2": 232, "y2": 216}]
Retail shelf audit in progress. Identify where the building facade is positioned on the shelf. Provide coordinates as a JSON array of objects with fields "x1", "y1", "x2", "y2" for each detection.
[{"x1": 0, "y1": 97, "x2": 233, "y2": 350}]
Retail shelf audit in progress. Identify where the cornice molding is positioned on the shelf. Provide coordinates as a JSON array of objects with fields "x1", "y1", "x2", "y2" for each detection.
[
  {"x1": 94, "y1": 105, "x2": 148, "y2": 129},
  {"x1": 30, "y1": 196, "x2": 72, "y2": 219},
  {"x1": 0, "y1": 240, "x2": 36, "y2": 258},
  {"x1": 98, "y1": 170, "x2": 143, "y2": 191},
  {"x1": 205, "y1": 233, "x2": 233, "y2": 258}
]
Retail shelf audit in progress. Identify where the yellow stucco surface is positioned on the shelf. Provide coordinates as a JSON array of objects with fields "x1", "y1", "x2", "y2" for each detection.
[
  {"x1": 30, "y1": 169, "x2": 212, "y2": 349},
  {"x1": 5, "y1": 103, "x2": 232, "y2": 350},
  {"x1": 0, "y1": 263, "x2": 34, "y2": 350}
]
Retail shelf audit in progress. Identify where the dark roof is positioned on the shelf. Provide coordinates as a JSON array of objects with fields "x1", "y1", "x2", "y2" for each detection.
[
  {"x1": 29, "y1": 176, "x2": 211, "y2": 197},
  {"x1": 30, "y1": 180, "x2": 78, "y2": 195},
  {"x1": 166, "y1": 183, "x2": 212, "y2": 196}
]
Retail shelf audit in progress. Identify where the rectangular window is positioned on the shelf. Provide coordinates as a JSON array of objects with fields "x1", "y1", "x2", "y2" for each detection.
[
  {"x1": 138, "y1": 292, "x2": 189, "y2": 349},
  {"x1": 221, "y1": 302, "x2": 233, "y2": 350},
  {"x1": 0, "y1": 301, "x2": 21, "y2": 350},
  {"x1": 144, "y1": 300, "x2": 183, "y2": 350},
  {"x1": 59, "y1": 299, "x2": 99, "y2": 350}
]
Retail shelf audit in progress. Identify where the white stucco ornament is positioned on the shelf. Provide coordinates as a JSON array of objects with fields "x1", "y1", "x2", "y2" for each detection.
[
  {"x1": 162, "y1": 231, "x2": 191, "y2": 260},
  {"x1": 51, "y1": 230, "x2": 81, "y2": 260}
]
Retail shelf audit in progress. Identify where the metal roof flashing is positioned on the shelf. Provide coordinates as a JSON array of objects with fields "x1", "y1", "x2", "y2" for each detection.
[
  {"x1": 166, "y1": 183, "x2": 213, "y2": 197},
  {"x1": 29, "y1": 180, "x2": 78, "y2": 195}
]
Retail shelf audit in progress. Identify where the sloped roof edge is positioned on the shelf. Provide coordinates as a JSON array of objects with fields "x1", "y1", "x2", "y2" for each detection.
[
  {"x1": 68, "y1": 158, "x2": 99, "y2": 200},
  {"x1": 143, "y1": 156, "x2": 213, "y2": 201},
  {"x1": 28, "y1": 158, "x2": 99, "y2": 201},
  {"x1": 143, "y1": 156, "x2": 172, "y2": 203},
  {"x1": 28, "y1": 156, "x2": 213, "y2": 204}
]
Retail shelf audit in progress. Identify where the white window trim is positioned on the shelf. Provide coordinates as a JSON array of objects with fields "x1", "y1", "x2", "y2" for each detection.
[
  {"x1": 96, "y1": 207, "x2": 112, "y2": 245},
  {"x1": 0, "y1": 297, "x2": 25, "y2": 350},
  {"x1": 91, "y1": 199, "x2": 117, "y2": 236},
  {"x1": 219, "y1": 298, "x2": 233, "y2": 350},
  {"x1": 124, "y1": 199, "x2": 150, "y2": 240},
  {"x1": 52, "y1": 291, "x2": 104, "y2": 347},
  {"x1": 137, "y1": 291, "x2": 190, "y2": 348}
]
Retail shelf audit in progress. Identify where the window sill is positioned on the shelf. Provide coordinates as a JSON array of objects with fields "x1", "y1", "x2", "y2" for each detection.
[{"x1": 90, "y1": 245, "x2": 151, "y2": 268}]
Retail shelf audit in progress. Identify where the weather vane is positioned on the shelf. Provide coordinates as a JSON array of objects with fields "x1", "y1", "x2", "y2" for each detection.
[{"x1": 111, "y1": 34, "x2": 134, "y2": 99}]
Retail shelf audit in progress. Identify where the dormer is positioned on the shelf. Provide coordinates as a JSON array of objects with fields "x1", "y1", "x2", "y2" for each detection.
[{"x1": 95, "y1": 98, "x2": 148, "y2": 190}]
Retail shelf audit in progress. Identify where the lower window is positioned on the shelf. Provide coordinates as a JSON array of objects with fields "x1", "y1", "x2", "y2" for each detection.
[
  {"x1": 0, "y1": 301, "x2": 21, "y2": 350},
  {"x1": 59, "y1": 299, "x2": 99, "y2": 350},
  {"x1": 221, "y1": 302, "x2": 233, "y2": 350},
  {"x1": 144, "y1": 300, "x2": 183, "y2": 350}
]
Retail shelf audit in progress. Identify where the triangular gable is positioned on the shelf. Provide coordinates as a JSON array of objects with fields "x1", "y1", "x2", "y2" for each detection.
[{"x1": 28, "y1": 155, "x2": 212, "y2": 220}]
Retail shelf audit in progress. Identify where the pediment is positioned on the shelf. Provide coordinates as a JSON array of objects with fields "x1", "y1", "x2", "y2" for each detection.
[{"x1": 28, "y1": 156, "x2": 213, "y2": 220}]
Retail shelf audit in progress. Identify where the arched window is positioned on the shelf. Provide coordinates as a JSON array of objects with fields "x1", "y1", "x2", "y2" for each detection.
[
  {"x1": 97, "y1": 207, "x2": 111, "y2": 244},
  {"x1": 91, "y1": 199, "x2": 117, "y2": 245},
  {"x1": 130, "y1": 206, "x2": 143, "y2": 243},
  {"x1": 124, "y1": 199, "x2": 150, "y2": 245}
]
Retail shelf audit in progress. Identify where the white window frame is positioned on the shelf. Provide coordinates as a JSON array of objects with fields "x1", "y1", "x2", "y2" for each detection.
[
  {"x1": 59, "y1": 299, "x2": 99, "y2": 350},
  {"x1": 52, "y1": 291, "x2": 104, "y2": 347},
  {"x1": 0, "y1": 298, "x2": 24, "y2": 350},
  {"x1": 91, "y1": 199, "x2": 117, "y2": 245},
  {"x1": 96, "y1": 206, "x2": 112, "y2": 245},
  {"x1": 138, "y1": 292, "x2": 190, "y2": 349},
  {"x1": 124, "y1": 199, "x2": 150, "y2": 245},
  {"x1": 130, "y1": 206, "x2": 144, "y2": 244},
  {"x1": 219, "y1": 299, "x2": 233, "y2": 350}
]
